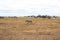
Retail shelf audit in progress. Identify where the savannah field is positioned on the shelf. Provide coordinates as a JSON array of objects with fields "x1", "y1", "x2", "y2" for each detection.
[{"x1": 0, "y1": 17, "x2": 60, "y2": 40}]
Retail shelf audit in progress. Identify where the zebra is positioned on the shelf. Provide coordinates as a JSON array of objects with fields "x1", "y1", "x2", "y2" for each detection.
[{"x1": 25, "y1": 20, "x2": 32, "y2": 24}]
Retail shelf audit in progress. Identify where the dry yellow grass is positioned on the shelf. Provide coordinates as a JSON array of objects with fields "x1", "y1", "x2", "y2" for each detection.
[{"x1": 0, "y1": 17, "x2": 60, "y2": 40}]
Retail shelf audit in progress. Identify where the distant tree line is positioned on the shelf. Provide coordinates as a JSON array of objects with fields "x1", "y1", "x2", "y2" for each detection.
[
  {"x1": 0, "y1": 15, "x2": 60, "y2": 19},
  {"x1": 0, "y1": 16, "x2": 17, "y2": 19},
  {"x1": 26, "y1": 15, "x2": 60, "y2": 19}
]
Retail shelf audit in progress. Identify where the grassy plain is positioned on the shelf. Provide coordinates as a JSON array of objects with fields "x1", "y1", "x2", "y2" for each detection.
[{"x1": 0, "y1": 17, "x2": 60, "y2": 40}]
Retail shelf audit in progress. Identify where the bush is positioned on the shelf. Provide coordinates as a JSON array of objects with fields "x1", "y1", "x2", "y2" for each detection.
[{"x1": 0, "y1": 16, "x2": 4, "y2": 19}]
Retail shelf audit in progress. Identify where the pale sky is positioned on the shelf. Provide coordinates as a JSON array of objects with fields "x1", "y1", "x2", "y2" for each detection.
[{"x1": 0, "y1": 0, "x2": 60, "y2": 16}]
